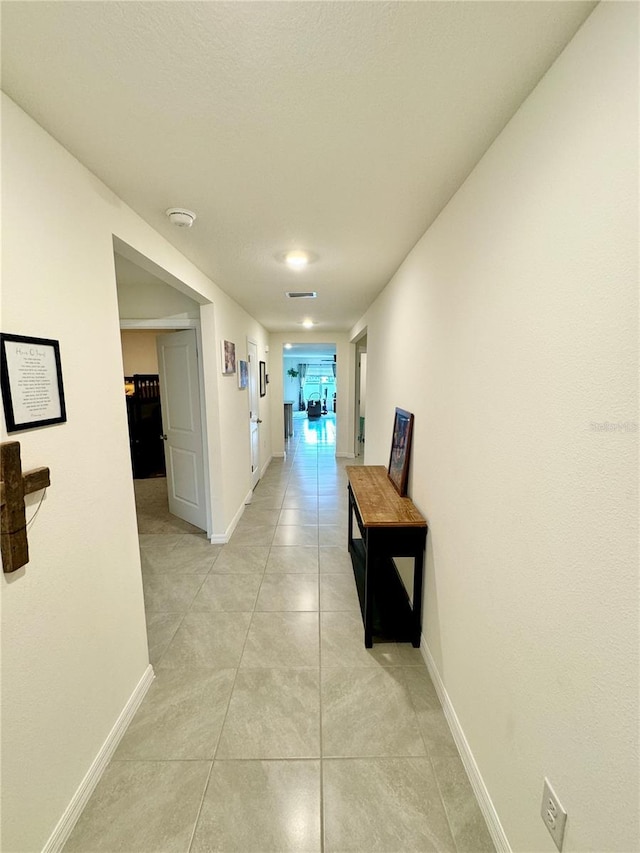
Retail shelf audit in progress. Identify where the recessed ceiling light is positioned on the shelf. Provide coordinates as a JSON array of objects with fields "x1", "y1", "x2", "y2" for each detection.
[
  {"x1": 302, "y1": 320, "x2": 314, "y2": 329},
  {"x1": 276, "y1": 250, "x2": 318, "y2": 269},
  {"x1": 285, "y1": 250, "x2": 309, "y2": 270}
]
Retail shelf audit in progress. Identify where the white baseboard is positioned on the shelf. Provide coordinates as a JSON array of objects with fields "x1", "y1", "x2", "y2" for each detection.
[
  {"x1": 272, "y1": 451, "x2": 286, "y2": 459},
  {"x1": 208, "y1": 460, "x2": 279, "y2": 543},
  {"x1": 336, "y1": 451, "x2": 356, "y2": 458},
  {"x1": 420, "y1": 640, "x2": 511, "y2": 853},
  {"x1": 209, "y1": 489, "x2": 253, "y2": 544},
  {"x1": 42, "y1": 664, "x2": 155, "y2": 853},
  {"x1": 260, "y1": 455, "x2": 273, "y2": 477}
]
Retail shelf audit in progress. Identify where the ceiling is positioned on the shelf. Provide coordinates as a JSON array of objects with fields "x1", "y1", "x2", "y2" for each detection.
[{"x1": 1, "y1": 1, "x2": 596, "y2": 333}]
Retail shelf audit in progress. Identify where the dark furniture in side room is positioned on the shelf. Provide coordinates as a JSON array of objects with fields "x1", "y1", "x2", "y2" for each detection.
[
  {"x1": 125, "y1": 374, "x2": 166, "y2": 479},
  {"x1": 346, "y1": 465, "x2": 427, "y2": 648}
]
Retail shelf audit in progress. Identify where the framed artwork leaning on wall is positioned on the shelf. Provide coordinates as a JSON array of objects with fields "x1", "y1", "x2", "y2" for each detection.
[{"x1": 388, "y1": 407, "x2": 414, "y2": 496}]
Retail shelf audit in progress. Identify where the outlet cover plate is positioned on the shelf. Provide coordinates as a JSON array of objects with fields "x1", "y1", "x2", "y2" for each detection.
[{"x1": 541, "y1": 777, "x2": 567, "y2": 851}]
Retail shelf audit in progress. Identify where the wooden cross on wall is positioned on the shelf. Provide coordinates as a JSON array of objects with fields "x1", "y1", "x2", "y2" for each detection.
[{"x1": 0, "y1": 441, "x2": 50, "y2": 573}]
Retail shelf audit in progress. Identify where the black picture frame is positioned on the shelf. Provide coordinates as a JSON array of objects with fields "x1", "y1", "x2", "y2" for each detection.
[
  {"x1": 1, "y1": 333, "x2": 67, "y2": 432},
  {"x1": 259, "y1": 361, "x2": 267, "y2": 397},
  {"x1": 387, "y1": 407, "x2": 414, "y2": 496}
]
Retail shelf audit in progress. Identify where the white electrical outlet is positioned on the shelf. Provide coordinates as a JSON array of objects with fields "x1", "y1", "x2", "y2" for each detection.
[{"x1": 541, "y1": 778, "x2": 567, "y2": 851}]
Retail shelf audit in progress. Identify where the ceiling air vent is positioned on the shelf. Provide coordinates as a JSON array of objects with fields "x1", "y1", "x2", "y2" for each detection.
[{"x1": 286, "y1": 291, "x2": 317, "y2": 299}]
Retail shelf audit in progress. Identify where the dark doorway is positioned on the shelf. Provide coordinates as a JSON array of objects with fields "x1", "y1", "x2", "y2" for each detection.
[{"x1": 125, "y1": 374, "x2": 166, "y2": 479}]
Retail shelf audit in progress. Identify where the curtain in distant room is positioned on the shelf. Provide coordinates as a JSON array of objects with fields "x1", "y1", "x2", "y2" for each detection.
[{"x1": 298, "y1": 363, "x2": 307, "y2": 410}]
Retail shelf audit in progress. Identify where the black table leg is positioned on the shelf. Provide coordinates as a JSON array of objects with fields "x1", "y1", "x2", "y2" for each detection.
[
  {"x1": 363, "y1": 532, "x2": 373, "y2": 648},
  {"x1": 411, "y1": 541, "x2": 425, "y2": 647}
]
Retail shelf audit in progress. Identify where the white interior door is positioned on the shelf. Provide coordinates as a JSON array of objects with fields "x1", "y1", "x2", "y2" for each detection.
[
  {"x1": 247, "y1": 339, "x2": 260, "y2": 489},
  {"x1": 355, "y1": 350, "x2": 367, "y2": 457},
  {"x1": 156, "y1": 329, "x2": 207, "y2": 530}
]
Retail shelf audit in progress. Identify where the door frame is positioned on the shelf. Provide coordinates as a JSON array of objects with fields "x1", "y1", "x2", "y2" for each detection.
[
  {"x1": 120, "y1": 317, "x2": 213, "y2": 538},
  {"x1": 246, "y1": 337, "x2": 261, "y2": 489},
  {"x1": 353, "y1": 330, "x2": 368, "y2": 459}
]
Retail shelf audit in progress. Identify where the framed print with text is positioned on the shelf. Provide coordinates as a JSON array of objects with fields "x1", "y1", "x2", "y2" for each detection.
[{"x1": 1, "y1": 333, "x2": 67, "y2": 432}]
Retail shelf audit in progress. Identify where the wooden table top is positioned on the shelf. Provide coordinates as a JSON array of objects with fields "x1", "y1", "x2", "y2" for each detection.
[{"x1": 346, "y1": 465, "x2": 427, "y2": 528}]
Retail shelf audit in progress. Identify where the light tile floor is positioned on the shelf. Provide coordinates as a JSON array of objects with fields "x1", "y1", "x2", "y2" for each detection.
[{"x1": 64, "y1": 413, "x2": 494, "y2": 852}]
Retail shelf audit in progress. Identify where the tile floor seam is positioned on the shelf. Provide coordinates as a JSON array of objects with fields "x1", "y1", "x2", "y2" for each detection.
[
  {"x1": 211, "y1": 568, "x2": 264, "y2": 762},
  {"x1": 186, "y1": 759, "x2": 214, "y2": 853},
  {"x1": 405, "y1": 664, "x2": 445, "y2": 761},
  {"x1": 318, "y1": 565, "x2": 326, "y2": 853},
  {"x1": 150, "y1": 610, "x2": 187, "y2": 668},
  {"x1": 429, "y1": 753, "x2": 463, "y2": 853}
]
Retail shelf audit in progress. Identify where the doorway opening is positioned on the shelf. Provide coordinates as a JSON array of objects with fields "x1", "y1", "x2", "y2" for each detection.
[
  {"x1": 247, "y1": 338, "x2": 261, "y2": 490},
  {"x1": 115, "y1": 249, "x2": 209, "y2": 536},
  {"x1": 282, "y1": 342, "x2": 337, "y2": 441},
  {"x1": 123, "y1": 342, "x2": 166, "y2": 480},
  {"x1": 355, "y1": 334, "x2": 367, "y2": 458}
]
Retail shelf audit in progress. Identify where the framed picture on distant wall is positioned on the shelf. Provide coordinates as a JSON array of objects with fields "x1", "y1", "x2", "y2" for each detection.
[
  {"x1": 387, "y1": 407, "x2": 414, "y2": 496},
  {"x1": 238, "y1": 360, "x2": 248, "y2": 389},
  {"x1": 222, "y1": 340, "x2": 236, "y2": 374},
  {"x1": 259, "y1": 361, "x2": 267, "y2": 397}
]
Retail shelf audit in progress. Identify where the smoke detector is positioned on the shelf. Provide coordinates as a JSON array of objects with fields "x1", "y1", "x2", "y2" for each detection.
[{"x1": 166, "y1": 208, "x2": 196, "y2": 227}]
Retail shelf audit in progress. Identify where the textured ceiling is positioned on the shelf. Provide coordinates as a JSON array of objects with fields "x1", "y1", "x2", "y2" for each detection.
[{"x1": 1, "y1": 1, "x2": 596, "y2": 332}]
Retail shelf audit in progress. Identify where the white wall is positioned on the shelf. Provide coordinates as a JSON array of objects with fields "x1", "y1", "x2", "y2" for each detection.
[
  {"x1": 120, "y1": 330, "x2": 160, "y2": 374},
  {"x1": 211, "y1": 311, "x2": 271, "y2": 532},
  {"x1": 352, "y1": 4, "x2": 638, "y2": 851},
  {"x1": 116, "y1": 272, "x2": 200, "y2": 320},
  {"x1": 0, "y1": 93, "x2": 270, "y2": 851}
]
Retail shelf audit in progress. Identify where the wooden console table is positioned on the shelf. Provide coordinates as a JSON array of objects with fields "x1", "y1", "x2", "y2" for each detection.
[{"x1": 346, "y1": 466, "x2": 427, "y2": 648}]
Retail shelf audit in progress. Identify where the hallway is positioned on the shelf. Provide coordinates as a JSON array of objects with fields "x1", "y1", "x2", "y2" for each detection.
[{"x1": 63, "y1": 416, "x2": 494, "y2": 852}]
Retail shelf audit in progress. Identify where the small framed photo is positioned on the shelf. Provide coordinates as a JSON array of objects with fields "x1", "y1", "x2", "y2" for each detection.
[
  {"x1": 387, "y1": 407, "x2": 414, "y2": 496},
  {"x1": 1, "y1": 333, "x2": 67, "y2": 432},
  {"x1": 222, "y1": 339, "x2": 236, "y2": 374},
  {"x1": 259, "y1": 361, "x2": 267, "y2": 397},
  {"x1": 238, "y1": 360, "x2": 248, "y2": 389}
]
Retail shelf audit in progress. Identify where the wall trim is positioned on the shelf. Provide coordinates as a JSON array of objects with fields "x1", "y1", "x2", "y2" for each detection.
[
  {"x1": 119, "y1": 317, "x2": 198, "y2": 329},
  {"x1": 209, "y1": 489, "x2": 253, "y2": 544},
  {"x1": 336, "y1": 451, "x2": 355, "y2": 458},
  {"x1": 42, "y1": 664, "x2": 155, "y2": 853},
  {"x1": 420, "y1": 641, "x2": 511, "y2": 853},
  {"x1": 208, "y1": 457, "x2": 274, "y2": 544},
  {"x1": 260, "y1": 454, "x2": 273, "y2": 478}
]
